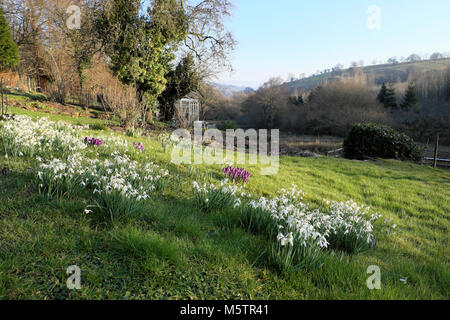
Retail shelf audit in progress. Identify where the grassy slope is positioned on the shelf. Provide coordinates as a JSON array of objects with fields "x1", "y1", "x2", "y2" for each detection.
[
  {"x1": 3, "y1": 90, "x2": 119, "y2": 128},
  {"x1": 0, "y1": 109, "x2": 449, "y2": 300},
  {"x1": 287, "y1": 58, "x2": 450, "y2": 91}
]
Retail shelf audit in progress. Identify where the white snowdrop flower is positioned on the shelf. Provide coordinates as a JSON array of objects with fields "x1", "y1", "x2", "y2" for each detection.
[
  {"x1": 287, "y1": 232, "x2": 294, "y2": 246},
  {"x1": 277, "y1": 233, "x2": 287, "y2": 246}
]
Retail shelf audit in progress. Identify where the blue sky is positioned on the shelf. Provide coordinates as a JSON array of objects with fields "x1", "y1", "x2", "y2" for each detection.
[{"x1": 217, "y1": 0, "x2": 450, "y2": 88}]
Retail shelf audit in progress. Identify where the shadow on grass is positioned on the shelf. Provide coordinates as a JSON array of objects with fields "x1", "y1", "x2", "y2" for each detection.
[{"x1": 6, "y1": 91, "x2": 47, "y2": 102}]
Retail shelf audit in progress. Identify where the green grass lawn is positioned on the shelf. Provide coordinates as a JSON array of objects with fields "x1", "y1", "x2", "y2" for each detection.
[
  {"x1": 0, "y1": 110, "x2": 448, "y2": 300},
  {"x1": 2, "y1": 90, "x2": 119, "y2": 128}
]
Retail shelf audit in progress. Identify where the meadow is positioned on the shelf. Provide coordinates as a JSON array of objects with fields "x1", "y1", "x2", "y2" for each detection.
[
  {"x1": 286, "y1": 58, "x2": 450, "y2": 91},
  {"x1": 0, "y1": 107, "x2": 448, "y2": 300}
]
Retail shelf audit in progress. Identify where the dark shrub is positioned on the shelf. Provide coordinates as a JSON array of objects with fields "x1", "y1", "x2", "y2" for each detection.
[
  {"x1": 218, "y1": 120, "x2": 239, "y2": 131},
  {"x1": 89, "y1": 123, "x2": 109, "y2": 131},
  {"x1": 343, "y1": 122, "x2": 423, "y2": 162}
]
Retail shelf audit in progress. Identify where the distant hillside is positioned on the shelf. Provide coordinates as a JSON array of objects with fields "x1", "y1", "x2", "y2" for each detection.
[
  {"x1": 212, "y1": 83, "x2": 255, "y2": 97},
  {"x1": 286, "y1": 58, "x2": 450, "y2": 92}
]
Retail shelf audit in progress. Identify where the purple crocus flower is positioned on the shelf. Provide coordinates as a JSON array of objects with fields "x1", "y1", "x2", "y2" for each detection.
[
  {"x1": 133, "y1": 142, "x2": 144, "y2": 151},
  {"x1": 84, "y1": 137, "x2": 103, "y2": 147},
  {"x1": 223, "y1": 166, "x2": 251, "y2": 184}
]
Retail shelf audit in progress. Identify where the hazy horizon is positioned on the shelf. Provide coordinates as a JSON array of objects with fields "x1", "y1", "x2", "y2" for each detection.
[{"x1": 217, "y1": 0, "x2": 450, "y2": 89}]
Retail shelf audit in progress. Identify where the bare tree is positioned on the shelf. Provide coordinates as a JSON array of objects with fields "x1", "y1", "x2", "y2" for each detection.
[
  {"x1": 406, "y1": 54, "x2": 422, "y2": 63},
  {"x1": 240, "y1": 77, "x2": 289, "y2": 129},
  {"x1": 182, "y1": 0, "x2": 236, "y2": 78},
  {"x1": 388, "y1": 57, "x2": 399, "y2": 65},
  {"x1": 50, "y1": 0, "x2": 101, "y2": 106},
  {"x1": 2, "y1": 0, "x2": 50, "y2": 86},
  {"x1": 430, "y1": 52, "x2": 444, "y2": 60},
  {"x1": 302, "y1": 79, "x2": 391, "y2": 136},
  {"x1": 84, "y1": 54, "x2": 142, "y2": 128}
]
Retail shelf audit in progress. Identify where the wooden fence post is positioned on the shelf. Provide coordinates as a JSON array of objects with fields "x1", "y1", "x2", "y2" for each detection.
[
  {"x1": 1, "y1": 78, "x2": 4, "y2": 116},
  {"x1": 433, "y1": 134, "x2": 439, "y2": 168},
  {"x1": 5, "y1": 84, "x2": 7, "y2": 115}
]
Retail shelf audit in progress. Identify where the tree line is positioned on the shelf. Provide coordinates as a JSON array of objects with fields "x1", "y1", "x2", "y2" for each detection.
[
  {"x1": 0, "y1": 0, "x2": 235, "y2": 127},
  {"x1": 203, "y1": 67, "x2": 450, "y2": 144}
]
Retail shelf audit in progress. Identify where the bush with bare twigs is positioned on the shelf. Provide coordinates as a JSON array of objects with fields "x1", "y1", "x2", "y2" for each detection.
[{"x1": 84, "y1": 58, "x2": 142, "y2": 128}]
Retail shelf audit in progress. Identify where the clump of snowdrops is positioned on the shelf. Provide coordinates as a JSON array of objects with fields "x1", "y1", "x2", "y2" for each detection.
[
  {"x1": 240, "y1": 186, "x2": 391, "y2": 271},
  {"x1": 191, "y1": 179, "x2": 247, "y2": 213},
  {"x1": 192, "y1": 181, "x2": 393, "y2": 271},
  {"x1": 158, "y1": 133, "x2": 179, "y2": 152},
  {"x1": 0, "y1": 115, "x2": 86, "y2": 158},
  {"x1": 0, "y1": 116, "x2": 129, "y2": 159},
  {"x1": 37, "y1": 152, "x2": 170, "y2": 219}
]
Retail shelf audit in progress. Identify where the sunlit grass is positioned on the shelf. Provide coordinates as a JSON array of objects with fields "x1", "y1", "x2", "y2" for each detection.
[{"x1": 0, "y1": 110, "x2": 448, "y2": 299}]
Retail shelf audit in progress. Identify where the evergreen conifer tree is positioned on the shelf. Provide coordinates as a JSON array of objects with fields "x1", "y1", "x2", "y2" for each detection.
[
  {"x1": 0, "y1": 7, "x2": 19, "y2": 69},
  {"x1": 290, "y1": 94, "x2": 304, "y2": 106},
  {"x1": 377, "y1": 82, "x2": 387, "y2": 104},
  {"x1": 401, "y1": 82, "x2": 420, "y2": 112},
  {"x1": 383, "y1": 83, "x2": 398, "y2": 109}
]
